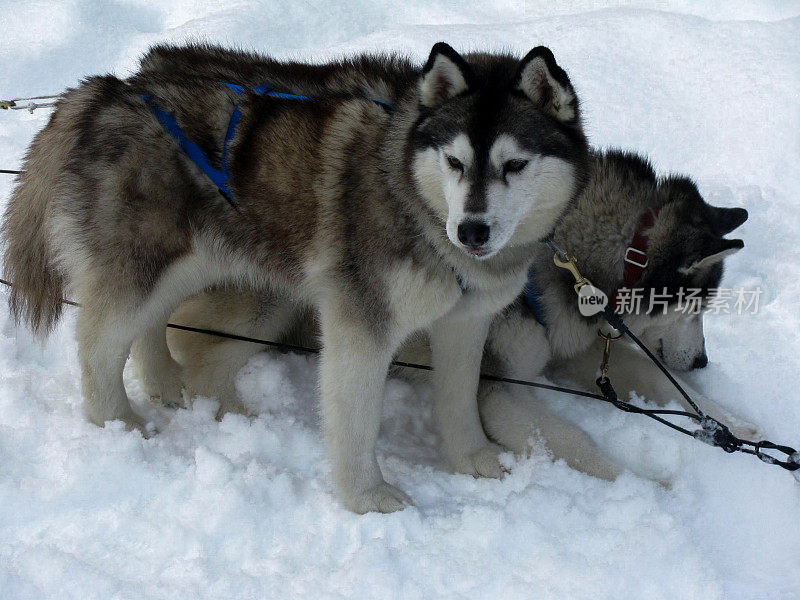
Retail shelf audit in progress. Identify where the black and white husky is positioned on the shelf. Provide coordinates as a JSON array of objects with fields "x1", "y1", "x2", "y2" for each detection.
[{"x1": 2, "y1": 43, "x2": 588, "y2": 512}]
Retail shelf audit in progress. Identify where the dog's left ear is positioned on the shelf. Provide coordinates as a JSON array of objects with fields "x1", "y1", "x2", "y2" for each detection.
[
  {"x1": 662, "y1": 177, "x2": 748, "y2": 236},
  {"x1": 680, "y1": 237, "x2": 744, "y2": 275},
  {"x1": 514, "y1": 47, "x2": 577, "y2": 122},
  {"x1": 419, "y1": 42, "x2": 475, "y2": 108},
  {"x1": 703, "y1": 205, "x2": 749, "y2": 236}
]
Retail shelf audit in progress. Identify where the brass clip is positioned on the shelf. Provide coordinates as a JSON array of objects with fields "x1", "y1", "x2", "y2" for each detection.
[
  {"x1": 597, "y1": 328, "x2": 622, "y2": 382},
  {"x1": 553, "y1": 252, "x2": 593, "y2": 296},
  {"x1": 0, "y1": 100, "x2": 16, "y2": 110}
]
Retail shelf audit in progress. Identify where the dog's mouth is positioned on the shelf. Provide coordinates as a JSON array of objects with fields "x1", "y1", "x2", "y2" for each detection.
[{"x1": 463, "y1": 246, "x2": 495, "y2": 260}]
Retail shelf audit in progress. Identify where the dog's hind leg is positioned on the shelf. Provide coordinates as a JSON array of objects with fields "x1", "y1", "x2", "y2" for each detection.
[
  {"x1": 131, "y1": 320, "x2": 185, "y2": 408},
  {"x1": 76, "y1": 249, "x2": 220, "y2": 432},
  {"x1": 77, "y1": 299, "x2": 149, "y2": 433},
  {"x1": 164, "y1": 289, "x2": 301, "y2": 417}
]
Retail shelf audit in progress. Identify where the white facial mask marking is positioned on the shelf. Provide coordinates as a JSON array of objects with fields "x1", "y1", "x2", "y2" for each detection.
[
  {"x1": 639, "y1": 310, "x2": 706, "y2": 372},
  {"x1": 481, "y1": 135, "x2": 574, "y2": 253},
  {"x1": 413, "y1": 134, "x2": 575, "y2": 258}
]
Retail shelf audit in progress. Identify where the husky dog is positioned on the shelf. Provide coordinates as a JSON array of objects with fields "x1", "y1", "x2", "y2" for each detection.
[
  {"x1": 149, "y1": 149, "x2": 748, "y2": 481},
  {"x1": 2, "y1": 43, "x2": 589, "y2": 512}
]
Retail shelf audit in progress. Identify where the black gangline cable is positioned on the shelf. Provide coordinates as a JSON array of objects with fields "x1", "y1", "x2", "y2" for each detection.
[{"x1": 0, "y1": 274, "x2": 613, "y2": 403}]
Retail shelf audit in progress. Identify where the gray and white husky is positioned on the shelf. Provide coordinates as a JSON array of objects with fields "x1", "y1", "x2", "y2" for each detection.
[
  {"x1": 132, "y1": 45, "x2": 750, "y2": 480},
  {"x1": 147, "y1": 149, "x2": 750, "y2": 481},
  {"x1": 2, "y1": 43, "x2": 589, "y2": 512}
]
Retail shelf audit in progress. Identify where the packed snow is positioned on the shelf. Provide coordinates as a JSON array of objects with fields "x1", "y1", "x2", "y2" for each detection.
[{"x1": 1, "y1": 1, "x2": 799, "y2": 598}]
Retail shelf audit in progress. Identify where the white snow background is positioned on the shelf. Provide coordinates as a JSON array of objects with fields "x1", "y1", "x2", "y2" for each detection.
[{"x1": 1, "y1": 1, "x2": 799, "y2": 598}]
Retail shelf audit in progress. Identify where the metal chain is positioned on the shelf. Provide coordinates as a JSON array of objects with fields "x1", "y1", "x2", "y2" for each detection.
[
  {"x1": 549, "y1": 244, "x2": 800, "y2": 473},
  {"x1": 1, "y1": 94, "x2": 61, "y2": 112}
]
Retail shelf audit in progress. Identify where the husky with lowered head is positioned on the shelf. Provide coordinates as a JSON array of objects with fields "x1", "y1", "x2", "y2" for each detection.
[
  {"x1": 151, "y1": 149, "x2": 749, "y2": 481},
  {"x1": 477, "y1": 149, "x2": 749, "y2": 479},
  {"x1": 2, "y1": 43, "x2": 589, "y2": 513}
]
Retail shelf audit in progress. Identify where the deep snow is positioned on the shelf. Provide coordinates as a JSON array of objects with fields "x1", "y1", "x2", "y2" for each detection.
[{"x1": 1, "y1": 2, "x2": 799, "y2": 599}]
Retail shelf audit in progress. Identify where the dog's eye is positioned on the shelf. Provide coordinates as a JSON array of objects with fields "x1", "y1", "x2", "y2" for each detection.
[
  {"x1": 503, "y1": 159, "x2": 529, "y2": 176},
  {"x1": 445, "y1": 155, "x2": 464, "y2": 172}
]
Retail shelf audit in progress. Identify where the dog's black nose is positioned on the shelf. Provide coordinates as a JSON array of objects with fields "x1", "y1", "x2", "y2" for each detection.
[
  {"x1": 692, "y1": 354, "x2": 708, "y2": 369},
  {"x1": 457, "y1": 220, "x2": 490, "y2": 248}
]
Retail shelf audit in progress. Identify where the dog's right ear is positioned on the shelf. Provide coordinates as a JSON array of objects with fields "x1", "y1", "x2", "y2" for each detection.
[
  {"x1": 679, "y1": 237, "x2": 744, "y2": 275},
  {"x1": 514, "y1": 47, "x2": 577, "y2": 122},
  {"x1": 419, "y1": 43, "x2": 475, "y2": 108}
]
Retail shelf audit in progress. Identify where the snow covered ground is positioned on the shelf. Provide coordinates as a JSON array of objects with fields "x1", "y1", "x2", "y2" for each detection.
[{"x1": 1, "y1": 1, "x2": 800, "y2": 598}]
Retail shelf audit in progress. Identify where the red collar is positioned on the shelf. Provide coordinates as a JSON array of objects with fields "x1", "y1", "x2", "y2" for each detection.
[{"x1": 612, "y1": 207, "x2": 660, "y2": 309}]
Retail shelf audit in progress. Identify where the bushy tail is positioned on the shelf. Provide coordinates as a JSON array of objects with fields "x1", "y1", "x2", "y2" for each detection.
[{"x1": 2, "y1": 107, "x2": 71, "y2": 337}]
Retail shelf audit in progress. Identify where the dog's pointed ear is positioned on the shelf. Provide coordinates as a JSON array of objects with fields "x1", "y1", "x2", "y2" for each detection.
[
  {"x1": 419, "y1": 42, "x2": 475, "y2": 108},
  {"x1": 661, "y1": 177, "x2": 748, "y2": 235},
  {"x1": 680, "y1": 237, "x2": 744, "y2": 275},
  {"x1": 514, "y1": 46, "x2": 577, "y2": 122},
  {"x1": 704, "y1": 205, "x2": 749, "y2": 236}
]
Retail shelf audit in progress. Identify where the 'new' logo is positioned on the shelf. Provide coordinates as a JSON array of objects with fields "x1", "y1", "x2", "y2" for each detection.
[{"x1": 577, "y1": 285, "x2": 608, "y2": 316}]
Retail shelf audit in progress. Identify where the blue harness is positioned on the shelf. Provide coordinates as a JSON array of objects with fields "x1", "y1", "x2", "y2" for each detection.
[
  {"x1": 140, "y1": 82, "x2": 545, "y2": 310},
  {"x1": 139, "y1": 82, "x2": 392, "y2": 202},
  {"x1": 523, "y1": 266, "x2": 547, "y2": 327}
]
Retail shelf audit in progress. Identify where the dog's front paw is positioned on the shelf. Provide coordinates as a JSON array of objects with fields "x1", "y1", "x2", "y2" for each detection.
[
  {"x1": 115, "y1": 411, "x2": 156, "y2": 438},
  {"x1": 345, "y1": 482, "x2": 412, "y2": 514},
  {"x1": 704, "y1": 405, "x2": 760, "y2": 440},
  {"x1": 694, "y1": 395, "x2": 761, "y2": 440},
  {"x1": 126, "y1": 415, "x2": 157, "y2": 438},
  {"x1": 451, "y1": 442, "x2": 506, "y2": 479}
]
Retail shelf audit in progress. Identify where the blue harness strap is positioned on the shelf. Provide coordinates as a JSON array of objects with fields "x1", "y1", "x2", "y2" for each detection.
[
  {"x1": 140, "y1": 93, "x2": 234, "y2": 198},
  {"x1": 141, "y1": 82, "x2": 393, "y2": 204},
  {"x1": 217, "y1": 84, "x2": 274, "y2": 195},
  {"x1": 523, "y1": 266, "x2": 547, "y2": 327},
  {"x1": 140, "y1": 84, "x2": 280, "y2": 201}
]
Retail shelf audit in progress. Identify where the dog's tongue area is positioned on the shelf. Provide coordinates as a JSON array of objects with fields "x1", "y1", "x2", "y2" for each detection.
[{"x1": 1, "y1": 3, "x2": 799, "y2": 600}]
